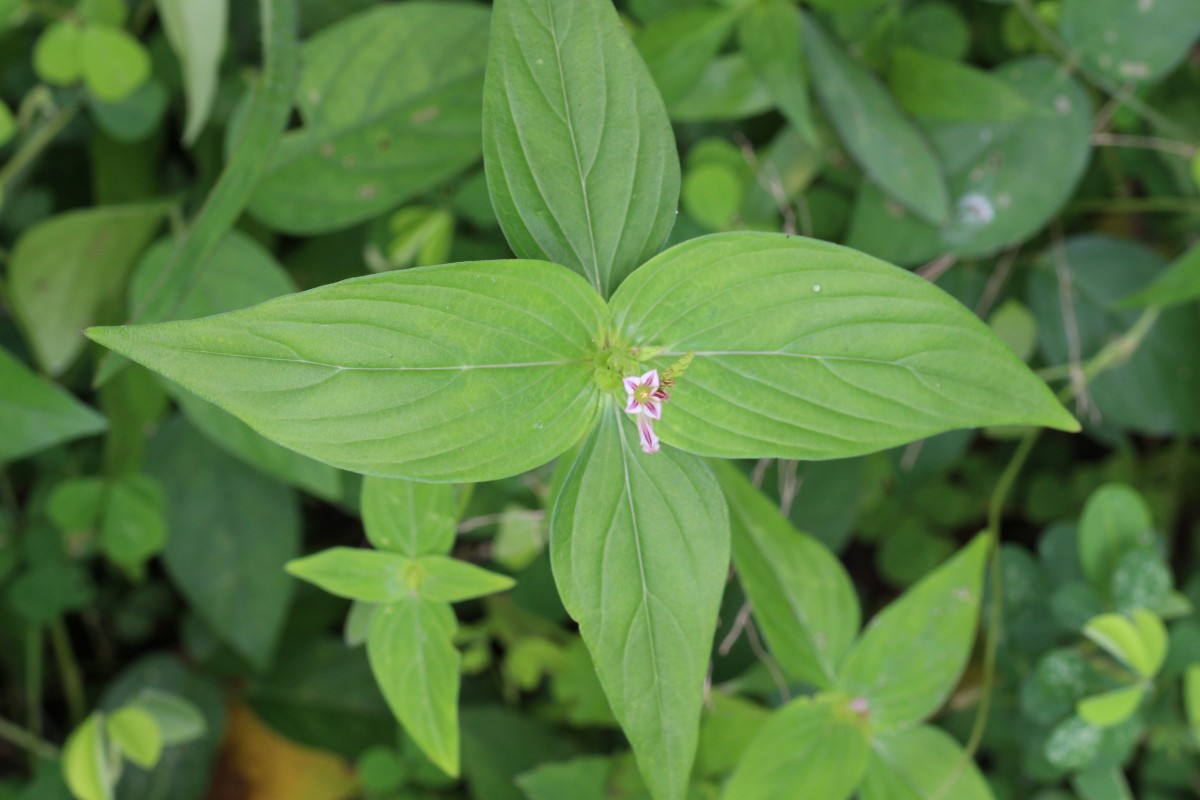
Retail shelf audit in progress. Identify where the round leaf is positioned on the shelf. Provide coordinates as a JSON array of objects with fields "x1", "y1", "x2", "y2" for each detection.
[
  {"x1": 105, "y1": 706, "x2": 163, "y2": 769},
  {"x1": 34, "y1": 22, "x2": 83, "y2": 86},
  {"x1": 81, "y1": 25, "x2": 152, "y2": 102}
]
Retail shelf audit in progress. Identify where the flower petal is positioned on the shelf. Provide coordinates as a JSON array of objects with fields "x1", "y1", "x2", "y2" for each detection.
[
  {"x1": 643, "y1": 400, "x2": 662, "y2": 420},
  {"x1": 641, "y1": 369, "x2": 661, "y2": 389},
  {"x1": 623, "y1": 376, "x2": 641, "y2": 396},
  {"x1": 637, "y1": 415, "x2": 660, "y2": 454},
  {"x1": 626, "y1": 396, "x2": 643, "y2": 414}
]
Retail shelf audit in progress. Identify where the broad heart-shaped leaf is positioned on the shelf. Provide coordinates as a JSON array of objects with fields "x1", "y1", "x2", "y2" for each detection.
[
  {"x1": 417, "y1": 555, "x2": 515, "y2": 604},
  {"x1": 608, "y1": 233, "x2": 1078, "y2": 461},
  {"x1": 0, "y1": 346, "x2": 107, "y2": 464},
  {"x1": 9, "y1": 203, "x2": 165, "y2": 375},
  {"x1": 368, "y1": 596, "x2": 460, "y2": 777},
  {"x1": 483, "y1": 0, "x2": 681, "y2": 297},
  {"x1": 804, "y1": 17, "x2": 949, "y2": 225},
  {"x1": 362, "y1": 477, "x2": 457, "y2": 557},
  {"x1": 286, "y1": 548, "x2": 410, "y2": 603},
  {"x1": 550, "y1": 408, "x2": 730, "y2": 800},
  {"x1": 859, "y1": 725, "x2": 995, "y2": 800},
  {"x1": 1078, "y1": 483, "x2": 1156, "y2": 595},
  {"x1": 249, "y1": 2, "x2": 490, "y2": 234},
  {"x1": 88, "y1": 260, "x2": 607, "y2": 483},
  {"x1": 722, "y1": 696, "x2": 869, "y2": 800},
  {"x1": 711, "y1": 460, "x2": 859, "y2": 688},
  {"x1": 836, "y1": 535, "x2": 989, "y2": 731},
  {"x1": 1061, "y1": 0, "x2": 1200, "y2": 84}
]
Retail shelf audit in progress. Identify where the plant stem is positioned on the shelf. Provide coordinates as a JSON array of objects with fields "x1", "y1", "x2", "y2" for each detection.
[
  {"x1": 0, "y1": 102, "x2": 78, "y2": 197},
  {"x1": 0, "y1": 715, "x2": 59, "y2": 760},
  {"x1": 49, "y1": 620, "x2": 85, "y2": 726}
]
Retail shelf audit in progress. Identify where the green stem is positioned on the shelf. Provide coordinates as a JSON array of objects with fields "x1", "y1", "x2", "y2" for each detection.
[
  {"x1": 26, "y1": 627, "x2": 43, "y2": 738},
  {"x1": 0, "y1": 102, "x2": 79, "y2": 196},
  {"x1": 49, "y1": 620, "x2": 85, "y2": 726},
  {"x1": 0, "y1": 714, "x2": 59, "y2": 760}
]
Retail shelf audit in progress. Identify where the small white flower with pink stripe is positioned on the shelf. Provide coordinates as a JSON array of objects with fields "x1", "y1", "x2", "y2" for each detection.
[{"x1": 623, "y1": 369, "x2": 670, "y2": 454}]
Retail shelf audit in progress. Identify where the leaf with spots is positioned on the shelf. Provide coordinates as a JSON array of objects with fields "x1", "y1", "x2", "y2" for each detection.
[
  {"x1": 1061, "y1": 0, "x2": 1200, "y2": 84},
  {"x1": 836, "y1": 535, "x2": 989, "y2": 731},
  {"x1": 551, "y1": 409, "x2": 730, "y2": 800},
  {"x1": 249, "y1": 2, "x2": 491, "y2": 234}
]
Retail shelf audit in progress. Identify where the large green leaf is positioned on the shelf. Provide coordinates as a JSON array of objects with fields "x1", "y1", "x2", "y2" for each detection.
[
  {"x1": 483, "y1": 0, "x2": 681, "y2": 297},
  {"x1": 711, "y1": 461, "x2": 859, "y2": 688},
  {"x1": 722, "y1": 697, "x2": 869, "y2": 800},
  {"x1": 155, "y1": 0, "x2": 226, "y2": 144},
  {"x1": 737, "y1": 0, "x2": 817, "y2": 144},
  {"x1": 608, "y1": 233, "x2": 1078, "y2": 461},
  {"x1": 550, "y1": 409, "x2": 730, "y2": 800},
  {"x1": 0, "y1": 347, "x2": 107, "y2": 464},
  {"x1": 368, "y1": 596, "x2": 460, "y2": 776},
  {"x1": 804, "y1": 18, "x2": 949, "y2": 225},
  {"x1": 249, "y1": 2, "x2": 490, "y2": 234},
  {"x1": 89, "y1": 261, "x2": 607, "y2": 482},
  {"x1": 9, "y1": 204, "x2": 165, "y2": 375},
  {"x1": 836, "y1": 535, "x2": 989, "y2": 730},
  {"x1": 361, "y1": 477, "x2": 457, "y2": 557},
  {"x1": 148, "y1": 418, "x2": 300, "y2": 669},
  {"x1": 1060, "y1": 0, "x2": 1200, "y2": 84},
  {"x1": 859, "y1": 725, "x2": 995, "y2": 800}
]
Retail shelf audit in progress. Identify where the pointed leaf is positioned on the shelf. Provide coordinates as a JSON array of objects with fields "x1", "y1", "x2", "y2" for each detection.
[
  {"x1": 804, "y1": 18, "x2": 949, "y2": 224},
  {"x1": 368, "y1": 597, "x2": 461, "y2": 776},
  {"x1": 0, "y1": 347, "x2": 107, "y2": 464},
  {"x1": 1077, "y1": 686, "x2": 1144, "y2": 728},
  {"x1": 638, "y1": 7, "x2": 737, "y2": 109},
  {"x1": 286, "y1": 548, "x2": 410, "y2": 603},
  {"x1": 155, "y1": 0, "x2": 227, "y2": 144},
  {"x1": 361, "y1": 477, "x2": 457, "y2": 557},
  {"x1": 416, "y1": 555, "x2": 515, "y2": 603},
  {"x1": 737, "y1": 0, "x2": 817, "y2": 144},
  {"x1": 608, "y1": 233, "x2": 1078, "y2": 462},
  {"x1": 483, "y1": 0, "x2": 681, "y2": 296},
  {"x1": 1130, "y1": 609, "x2": 1167, "y2": 676},
  {"x1": 1083, "y1": 613, "x2": 1157, "y2": 678},
  {"x1": 88, "y1": 261, "x2": 607, "y2": 482},
  {"x1": 106, "y1": 706, "x2": 163, "y2": 769},
  {"x1": 711, "y1": 460, "x2": 859, "y2": 688},
  {"x1": 723, "y1": 697, "x2": 869, "y2": 800},
  {"x1": 1118, "y1": 243, "x2": 1200, "y2": 309},
  {"x1": 888, "y1": 47, "x2": 1031, "y2": 121},
  {"x1": 62, "y1": 715, "x2": 114, "y2": 800},
  {"x1": 551, "y1": 409, "x2": 730, "y2": 800},
  {"x1": 837, "y1": 535, "x2": 989, "y2": 730},
  {"x1": 860, "y1": 725, "x2": 995, "y2": 800}
]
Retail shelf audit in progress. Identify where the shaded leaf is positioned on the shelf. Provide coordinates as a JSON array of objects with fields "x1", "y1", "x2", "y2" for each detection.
[{"x1": 0, "y1": 347, "x2": 107, "y2": 464}]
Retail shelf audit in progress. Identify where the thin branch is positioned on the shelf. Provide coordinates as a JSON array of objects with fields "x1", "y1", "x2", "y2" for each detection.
[
  {"x1": 456, "y1": 509, "x2": 545, "y2": 535},
  {"x1": 1092, "y1": 132, "x2": 1198, "y2": 160}
]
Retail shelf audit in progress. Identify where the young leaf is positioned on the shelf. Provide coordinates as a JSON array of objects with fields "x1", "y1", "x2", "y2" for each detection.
[
  {"x1": 132, "y1": 690, "x2": 207, "y2": 745},
  {"x1": 711, "y1": 460, "x2": 859, "y2": 688},
  {"x1": 9, "y1": 203, "x2": 165, "y2": 375},
  {"x1": 88, "y1": 261, "x2": 607, "y2": 482},
  {"x1": 722, "y1": 697, "x2": 869, "y2": 800},
  {"x1": 551, "y1": 409, "x2": 730, "y2": 800},
  {"x1": 483, "y1": 0, "x2": 681, "y2": 297},
  {"x1": 106, "y1": 706, "x2": 163, "y2": 769},
  {"x1": 608, "y1": 233, "x2": 1078, "y2": 461},
  {"x1": 362, "y1": 477, "x2": 457, "y2": 557},
  {"x1": 1077, "y1": 686, "x2": 1144, "y2": 729},
  {"x1": 836, "y1": 535, "x2": 989, "y2": 730},
  {"x1": 62, "y1": 714, "x2": 114, "y2": 800},
  {"x1": 0, "y1": 347, "x2": 107, "y2": 464},
  {"x1": 804, "y1": 17, "x2": 950, "y2": 224},
  {"x1": 250, "y1": 2, "x2": 490, "y2": 234},
  {"x1": 737, "y1": 0, "x2": 818, "y2": 144},
  {"x1": 416, "y1": 556, "x2": 515, "y2": 604},
  {"x1": 368, "y1": 597, "x2": 461, "y2": 776},
  {"x1": 888, "y1": 47, "x2": 1031, "y2": 122},
  {"x1": 155, "y1": 0, "x2": 227, "y2": 144},
  {"x1": 1078, "y1": 484, "x2": 1156, "y2": 594},
  {"x1": 1082, "y1": 612, "x2": 1166, "y2": 679},
  {"x1": 859, "y1": 725, "x2": 995, "y2": 800},
  {"x1": 286, "y1": 548, "x2": 410, "y2": 603},
  {"x1": 80, "y1": 25, "x2": 151, "y2": 102},
  {"x1": 100, "y1": 473, "x2": 168, "y2": 580}
]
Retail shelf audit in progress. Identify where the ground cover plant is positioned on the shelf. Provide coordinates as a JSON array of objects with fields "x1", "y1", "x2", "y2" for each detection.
[{"x1": 1, "y1": 0, "x2": 1199, "y2": 799}]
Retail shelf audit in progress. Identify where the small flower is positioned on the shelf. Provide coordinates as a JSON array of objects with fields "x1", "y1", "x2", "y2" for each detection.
[{"x1": 623, "y1": 369, "x2": 669, "y2": 454}]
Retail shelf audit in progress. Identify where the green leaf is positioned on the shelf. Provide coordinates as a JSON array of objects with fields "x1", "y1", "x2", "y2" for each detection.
[
  {"x1": 723, "y1": 696, "x2": 869, "y2": 800},
  {"x1": 62, "y1": 715, "x2": 114, "y2": 800},
  {"x1": 89, "y1": 78, "x2": 169, "y2": 143},
  {"x1": 80, "y1": 25, "x2": 151, "y2": 102},
  {"x1": 1117, "y1": 243, "x2": 1200, "y2": 309},
  {"x1": 1111, "y1": 548, "x2": 1172, "y2": 614},
  {"x1": 88, "y1": 261, "x2": 607, "y2": 482},
  {"x1": 1185, "y1": 664, "x2": 1200, "y2": 739},
  {"x1": 483, "y1": 0, "x2": 681, "y2": 297},
  {"x1": 286, "y1": 548, "x2": 410, "y2": 603},
  {"x1": 737, "y1": 0, "x2": 817, "y2": 144},
  {"x1": 100, "y1": 473, "x2": 168, "y2": 580},
  {"x1": 637, "y1": 7, "x2": 737, "y2": 109},
  {"x1": 517, "y1": 756, "x2": 613, "y2": 800},
  {"x1": 670, "y1": 54, "x2": 773, "y2": 122},
  {"x1": 888, "y1": 47, "x2": 1031, "y2": 121},
  {"x1": 79, "y1": 0, "x2": 127, "y2": 25},
  {"x1": 1083, "y1": 611, "x2": 1166, "y2": 679},
  {"x1": 106, "y1": 706, "x2": 163, "y2": 769},
  {"x1": 9, "y1": 203, "x2": 165, "y2": 375},
  {"x1": 837, "y1": 535, "x2": 989, "y2": 730},
  {"x1": 155, "y1": 0, "x2": 226, "y2": 144},
  {"x1": 249, "y1": 2, "x2": 489, "y2": 234},
  {"x1": 804, "y1": 17, "x2": 949, "y2": 224},
  {"x1": 551, "y1": 409, "x2": 729, "y2": 800},
  {"x1": 1078, "y1": 484, "x2": 1156, "y2": 593},
  {"x1": 0, "y1": 99, "x2": 16, "y2": 147},
  {"x1": 149, "y1": 418, "x2": 300, "y2": 669},
  {"x1": 1077, "y1": 686, "x2": 1144, "y2": 729},
  {"x1": 368, "y1": 597, "x2": 461, "y2": 776},
  {"x1": 1044, "y1": 715, "x2": 1104, "y2": 771},
  {"x1": 711, "y1": 460, "x2": 859, "y2": 688},
  {"x1": 608, "y1": 233, "x2": 1078, "y2": 461},
  {"x1": 0, "y1": 347, "x2": 107, "y2": 464},
  {"x1": 859, "y1": 725, "x2": 995, "y2": 800},
  {"x1": 362, "y1": 477, "x2": 457, "y2": 557},
  {"x1": 1060, "y1": 0, "x2": 1200, "y2": 84},
  {"x1": 695, "y1": 693, "x2": 769, "y2": 779},
  {"x1": 34, "y1": 22, "x2": 83, "y2": 85},
  {"x1": 1072, "y1": 767, "x2": 1134, "y2": 800},
  {"x1": 131, "y1": 690, "x2": 207, "y2": 746},
  {"x1": 416, "y1": 555, "x2": 515, "y2": 604}
]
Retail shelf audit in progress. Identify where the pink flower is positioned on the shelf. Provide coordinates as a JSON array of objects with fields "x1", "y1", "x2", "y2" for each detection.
[{"x1": 623, "y1": 369, "x2": 669, "y2": 454}]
